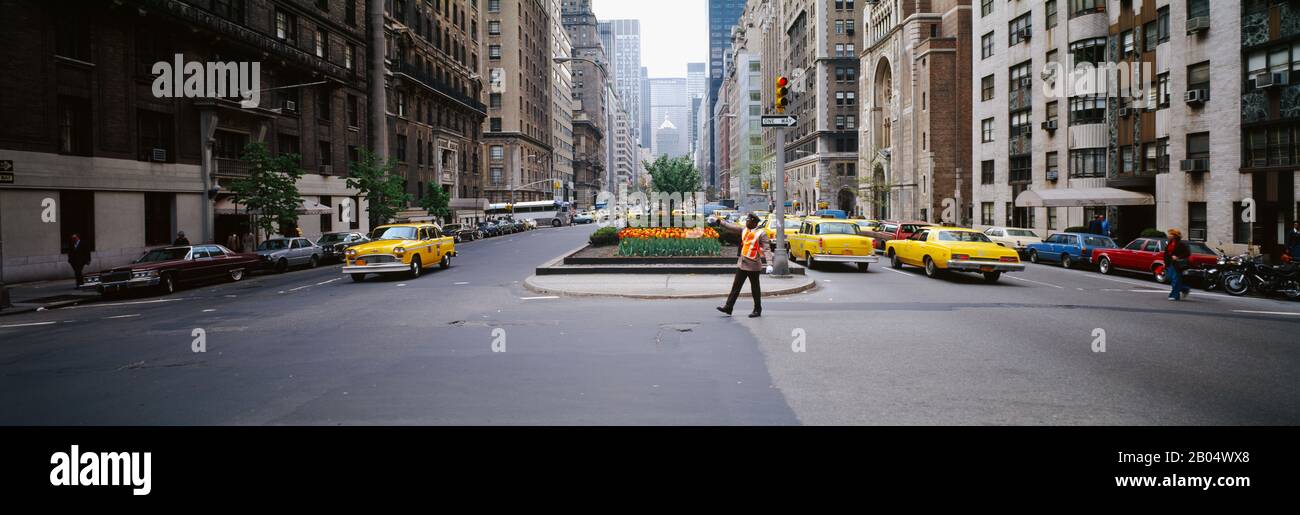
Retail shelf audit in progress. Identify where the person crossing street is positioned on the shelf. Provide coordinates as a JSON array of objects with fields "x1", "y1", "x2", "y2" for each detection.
[{"x1": 713, "y1": 213, "x2": 772, "y2": 318}]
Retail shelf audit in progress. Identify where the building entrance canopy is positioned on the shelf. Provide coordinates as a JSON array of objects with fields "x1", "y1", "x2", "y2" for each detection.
[{"x1": 1015, "y1": 188, "x2": 1154, "y2": 208}]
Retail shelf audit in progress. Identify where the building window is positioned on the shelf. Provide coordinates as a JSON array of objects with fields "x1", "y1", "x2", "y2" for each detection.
[
  {"x1": 1120, "y1": 145, "x2": 1135, "y2": 174},
  {"x1": 345, "y1": 44, "x2": 355, "y2": 71},
  {"x1": 1046, "y1": 101, "x2": 1059, "y2": 122},
  {"x1": 1187, "y1": 132, "x2": 1210, "y2": 162},
  {"x1": 1008, "y1": 13, "x2": 1031, "y2": 47},
  {"x1": 981, "y1": 75, "x2": 995, "y2": 101},
  {"x1": 316, "y1": 90, "x2": 332, "y2": 121},
  {"x1": 1188, "y1": 202, "x2": 1208, "y2": 241},
  {"x1": 1009, "y1": 156, "x2": 1031, "y2": 183},
  {"x1": 489, "y1": 145, "x2": 504, "y2": 160},
  {"x1": 58, "y1": 96, "x2": 92, "y2": 156},
  {"x1": 490, "y1": 166, "x2": 503, "y2": 185},
  {"x1": 1069, "y1": 95, "x2": 1105, "y2": 125},
  {"x1": 489, "y1": 93, "x2": 502, "y2": 108},
  {"x1": 1069, "y1": 148, "x2": 1106, "y2": 178},
  {"x1": 1156, "y1": 7, "x2": 1170, "y2": 43},
  {"x1": 1047, "y1": 207, "x2": 1058, "y2": 230},
  {"x1": 319, "y1": 140, "x2": 332, "y2": 167},
  {"x1": 981, "y1": 0, "x2": 993, "y2": 17},
  {"x1": 345, "y1": 0, "x2": 357, "y2": 26},
  {"x1": 137, "y1": 110, "x2": 175, "y2": 162},
  {"x1": 981, "y1": 160, "x2": 995, "y2": 184},
  {"x1": 1187, "y1": 0, "x2": 1209, "y2": 19},
  {"x1": 981, "y1": 118, "x2": 994, "y2": 142},
  {"x1": 981, "y1": 32, "x2": 994, "y2": 59},
  {"x1": 1187, "y1": 61, "x2": 1211, "y2": 97},
  {"x1": 488, "y1": 0, "x2": 500, "y2": 13},
  {"x1": 346, "y1": 94, "x2": 359, "y2": 128},
  {"x1": 489, "y1": 21, "x2": 501, "y2": 35},
  {"x1": 275, "y1": 9, "x2": 298, "y2": 44},
  {"x1": 212, "y1": 0, "x2": 246, "y2": 22},
  {"x1": 489, "y1": 45, "x2": 501, "y2": 59},
  {"x1": 55, "y1": 13, "x2": 92, "y2": 61},
  {"x1": 1070, "y1": 0, "x2": 1104, "y2": 18},
  {"x1": 981, "y1": 202, "x2": 995, "y2": 226},
  {"x1": 1070, "y1": 37, "x2": 1106, "y2": 66},
  {"x1": 1156, "y1": 73, "x2": 1170, "y2": 108},
  {"x1": 1046, "y1": 0, "x2": 1058, "y2": 29},
  {"x1": 396, "y1": 135, "x2": 407, "y2": 162},
  {"x1": 1046, "y1": 152, "x2": 1059, "y2": 180},
  {"x1": 1143, "y1": 21, "x2": 1158, "y2": 52}
]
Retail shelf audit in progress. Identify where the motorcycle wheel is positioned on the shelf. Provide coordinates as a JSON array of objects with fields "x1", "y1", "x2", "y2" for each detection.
[{"x1": 1221, "y1": 272, "x2": 1250, "y2": 296}]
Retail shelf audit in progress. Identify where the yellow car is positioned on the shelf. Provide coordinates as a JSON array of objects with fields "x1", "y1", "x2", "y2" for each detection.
[
  {"x1": 788, "y1": 219, "x2": 879, "y2": 272},
  {"x1": 884, "y1": 226, "x2": 1024, "y2": 282},
  {"x1": 343, "y1": 223, "x2": 455, "y2": 281},
  {"x1": 760, "y1": 216, "x2": 801, "y2": 250}
]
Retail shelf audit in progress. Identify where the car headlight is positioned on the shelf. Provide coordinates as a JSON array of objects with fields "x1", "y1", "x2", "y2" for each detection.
[
  {"x1": 132, "y1": 270, "x2": 158, "y2": 279},
  {"x1": 345, "y1": 249, "x2": 358, "y2": 257},
  {"x1": 394, "y1": 247, "x2": 406, "y2": 254},
  {"x1": 84, "y1": 275, "x2": 101, "y2": 284}
]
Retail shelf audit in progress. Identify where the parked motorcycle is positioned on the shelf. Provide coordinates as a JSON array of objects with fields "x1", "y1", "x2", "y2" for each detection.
[{"x1": 1218, "y1": 253, "x2": 1300, "y2": 300}]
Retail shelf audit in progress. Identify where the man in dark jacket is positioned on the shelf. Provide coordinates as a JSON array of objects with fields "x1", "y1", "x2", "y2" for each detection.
[
  {"x1": 173, "y1": 231, "x2": 190, "y2": 246},
  {"x1": 67, "y1": 233, "x2": 91, "y2": 287},
  {"x1": 1088, "y1": 215, "x2": 1105, "y2": 235},
  {"x1": 1286, "y1": 220, "x2": 1300, "y2": 260},
  {"x1": 1163, "y1": 228, "x2": 1192, "y2": 301},
  {"x1": 714, "y1": 213, "x2": 772, "y2": 318}
]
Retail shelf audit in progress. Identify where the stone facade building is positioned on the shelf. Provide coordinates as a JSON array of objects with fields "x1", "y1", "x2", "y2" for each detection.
[{"x1": 482, "y1": 0, "x2": 554, "y2": 204}]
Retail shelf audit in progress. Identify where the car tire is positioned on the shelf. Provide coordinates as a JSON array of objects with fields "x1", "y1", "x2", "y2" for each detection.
[
  {"x1": 1028, "y1": 250, "x2": 1039, "y2": 264},
  {"x1": 806, "y1": 253, "x2": 817, "y2": 270},
  {"x1": 275, "y1": 258, "x2": 289, "y2": 274},
  {"x1": 160, "y1": 273, "x2": 176, "y2": 295},
  {"x1": 1153, "y1": 265, "x2": 1168, "y2": 284},
  {"x1": 309, "y1": 255, "x2": 319, "y2": 269},
  {"x1": 983, "y1": 271, "x2": 1002, "y2": 283},
  {"x1": 553, "y1": 219, "x2": 562, "y2": 228},
  {"x1": 890, "y1": 252, "x2": 903, "y2": 270},
  {"x1": 408, "y1": 256, "x2": 422, "y2": 279},
  {"x1": 1098, "y1": 257, "x2": 1113, "y2": 275},
  {"x1": 350, "y1": 273, "x2": 365, "y2": 282},
  {"x1": 924, "y1": 257, "x2": 939, "y2": 278},
  {"x1": 440, "y1": 253, "x2": 451, "y2": 269},
  {"x1": 857, "y1": 262, "x2": 870, "y2": 272},
  {"x1": 229, "y1": 268, "x2": 244, "y2": 282},
  {"x1": 1061, "y1": 254, "x2": 1073, "y2": 269}
]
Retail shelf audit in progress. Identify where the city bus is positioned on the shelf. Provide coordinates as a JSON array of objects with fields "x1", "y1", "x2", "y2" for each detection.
[{"x1": 486, "y1": 200, "x2": 573, "y2": 227}]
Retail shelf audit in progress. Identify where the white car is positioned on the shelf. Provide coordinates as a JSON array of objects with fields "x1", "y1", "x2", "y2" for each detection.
[{"x1": 982, "y1": 227, "x2": 1043, "y2": 255}]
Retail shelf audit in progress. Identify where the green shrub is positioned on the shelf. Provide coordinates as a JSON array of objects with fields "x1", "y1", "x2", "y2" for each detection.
[
  {"x1": 1140, "y1": 228, "x2": 1166, "y2": 238},
  {"x1": 589, "y1": 226, "x2": 620, "y2": 246}
]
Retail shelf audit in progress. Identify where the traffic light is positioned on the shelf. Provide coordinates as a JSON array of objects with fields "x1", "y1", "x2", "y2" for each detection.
[{"x1": 775, "y1": 76, "x2": 790, "y2": 114}]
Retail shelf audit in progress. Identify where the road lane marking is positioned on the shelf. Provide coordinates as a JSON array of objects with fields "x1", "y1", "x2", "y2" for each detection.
[
  {"x1": 455, "y1": 282, "x2": 470, "y2": 285},
  {"x1": 1233, "y1": 310, "x2": 1300, "y2": 316},
  {"x1": 103, "y1": 314, "x2": 141, "y2": 319},
  {"x1": 1007, "y1": 276, "x2": 1064, "y2": 289},
  {"x1": 0, "y1": 321, "x2": 57, "y2": 329},
  {"x1": 202, "y1": 309, "x2": 216, "y2": 313},
  {"x1": 289, "y1": 285, "x2": 312, "y2": 292},
  {"x1": 882, "y1": 267, "x2": 915, "y2": 277},
  {"x1": 520, "y1": 296, "x2": 559, "y2": 300},
  {"x1": 66, "y1": 298, "x2": 185, "y2": 309},
  {"x1": 316, "y1": 278, "x2": 342, "y2": 286}
]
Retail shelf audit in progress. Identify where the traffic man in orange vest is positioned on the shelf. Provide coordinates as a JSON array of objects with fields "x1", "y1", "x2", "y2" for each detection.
[{"x1": 714, "y1": 213, "x2": 772, "y2": 318}]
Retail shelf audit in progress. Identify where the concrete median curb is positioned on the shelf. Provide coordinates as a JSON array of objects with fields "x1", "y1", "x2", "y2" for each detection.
[{"x1": 524, "y1": 273, "x2": 818, "y2": 300}]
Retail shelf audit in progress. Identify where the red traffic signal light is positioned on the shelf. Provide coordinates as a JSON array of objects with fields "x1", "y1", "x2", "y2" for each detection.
[{"x1": 775, "y1": 76, "x2": 790, "y2": 113}]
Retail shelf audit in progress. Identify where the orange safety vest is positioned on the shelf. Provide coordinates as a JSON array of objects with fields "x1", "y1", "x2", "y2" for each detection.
[{"x1": 741, "y1": 229, "x2": 762, "y2": 260}]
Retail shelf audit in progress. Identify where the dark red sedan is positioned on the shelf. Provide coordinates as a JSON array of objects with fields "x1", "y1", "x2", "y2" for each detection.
[
  {"x1": 860, "y1": 220, "x2": 933, "y2": 253},
  {"x1": 1093, "y1": 237, "x2": 1218, "y2": 283},
  {"x1": 81, "y1": 245, "x2": 261, "y2": 295}
]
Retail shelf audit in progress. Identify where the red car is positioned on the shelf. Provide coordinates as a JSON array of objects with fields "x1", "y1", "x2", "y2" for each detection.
[
  {"x1": 81, "y1": 244, "x2": 261, "y2": 295},
  {"x1": 1093, "y1": 237, "x2": 1218, "y2": 283},
  {"x1": 860, "y1": 220, "x2": 933, "y2": 253}
]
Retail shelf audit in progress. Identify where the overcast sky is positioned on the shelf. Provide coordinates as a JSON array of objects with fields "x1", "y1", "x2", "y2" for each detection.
[{"x1": 592, "y1": 0, "x2": 708, "y2": 79}]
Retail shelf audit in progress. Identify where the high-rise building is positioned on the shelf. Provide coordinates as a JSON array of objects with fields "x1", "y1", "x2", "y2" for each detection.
[
  {"x1": 387, "y1": 0, "x2": 489, "y2": 224},
  {"x1": 972, "y1": 0, "x2": 1259, "y2": 255},
  {"x1": 599, "y1": 19, "x2": 643, "y2": 150},
  {"x1": 688, "y1": 62, "x2": 707, "y2": 154},
  {"x1": 860, "y1": 0, "x2": 971, "y2": 222},
  {"x1": 782, "y1": 0, "x2": 864, "y2": 214},
  {"x1": 707, "y1": 0, "x2": 747, "y2": 189},
  {"x1": 649, "y1": 77, "x2": 692, "y2": 158},
  {"x1": 640, "y1": 66, "x2": 653, "y2": 148},
  {"x1": 482, "y1": 0, "x2": 553, "y2": 204},
  {"x1": 562, "y1": 0, "x2": 610, "y2": 209},
  {"x1": 551, "y1": 0, "x2": 576, "y2": 204}
]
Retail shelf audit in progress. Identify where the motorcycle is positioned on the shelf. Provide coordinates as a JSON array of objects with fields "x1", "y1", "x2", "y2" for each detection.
[
  {"x1": 1219, "y1": 253, "x2": 1300, "y2": 300},
  {"x1": 1183, "y1": 248, "x2": 1236, "y2": 292}
]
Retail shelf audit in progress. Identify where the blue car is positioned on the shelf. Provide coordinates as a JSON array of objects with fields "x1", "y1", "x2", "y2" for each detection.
[
  {"x1": 812, "y1": 209, "x2": 848, "y2": 219},
  {"x1": 1025, "y1": 232, "x2": 1119, "y2": 269}
]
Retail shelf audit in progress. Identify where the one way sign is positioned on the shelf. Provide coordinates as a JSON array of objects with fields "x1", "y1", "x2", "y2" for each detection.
[{"x1": 761, "y1": 115, "x2": 798, "y2": 127}]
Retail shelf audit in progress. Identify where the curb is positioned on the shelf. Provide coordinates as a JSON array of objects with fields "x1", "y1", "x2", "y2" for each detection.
[
  {"x1": 523, "y1": 275, "x2": 818, "y2": 300},
  {"x1": 0, "y1": 297, "x2": 98, "y2": 316}
]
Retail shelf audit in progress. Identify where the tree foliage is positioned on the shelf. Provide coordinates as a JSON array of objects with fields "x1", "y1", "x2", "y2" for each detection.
[
  {"x1": 419, "y1": 183, "x2": 452, "y2": 224},
  {"x1": 346, "y1": 149, "x2": 410, "y2": 229},
  {"x1": 645, "y1": 155, "x2": 704, "y2": 227},
  {"x1": 228, "y1": 142, "x2": 303, "y2": 240}
]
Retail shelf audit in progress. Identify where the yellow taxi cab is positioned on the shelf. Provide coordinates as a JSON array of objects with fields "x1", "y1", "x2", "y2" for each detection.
[
  {"x1": 342, "y1": 223, "x2": 455, "y2": 282},
  {"x1": 884, "y1": 226, "x2": 1024, "y2": 283},
  {"x1": 760, "y1": 215, "x2": 801, "y2": 250},
  {"x1": 788, "y1": 218, "x2": 879, "y2": 272}
]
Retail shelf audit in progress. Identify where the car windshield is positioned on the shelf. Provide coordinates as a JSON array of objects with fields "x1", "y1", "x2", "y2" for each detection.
[
  {"x1": 900, "y1": 224, "x2": 928, "y2": 233},
  {"x1": 316, "y1": 234, "x2": 347, "y2": 244},
  {"x1": 137, "y1": 248, "x2": 190, "y2": 263},
  {"x1": 258, "y1": 240, "x2": 290, "y2": 251},
  {"x1": 371, "y1": 227, "x2": 419, "y2": 240},
  {"x1": 937, "y1": 231, "x2": 992, "y2": 243},
  {"x1": 1084, "y1": 236, "x2": 1117, "y2": 248},
  {"x1": 444, "y1": 225, "x2": 462, "y2": 232},
  {"x1": 816, "y1": 223, "x2": 859, "y2": 235},
  {"x1": 1006, "y1": 229, "x2": 1037, "y2": 237}
]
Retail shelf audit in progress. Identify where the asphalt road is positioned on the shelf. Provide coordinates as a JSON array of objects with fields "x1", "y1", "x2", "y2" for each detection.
[{"x1": 1, "y1": 224, "x2": 1298, "y2": 425}]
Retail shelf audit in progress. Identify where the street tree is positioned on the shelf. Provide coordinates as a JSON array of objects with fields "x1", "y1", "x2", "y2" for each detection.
[
  {"x1": 228, "y1": 142, "x2": 304, "y2": 241},
  {"x1": 645, "y1": 155, "x2": 703, "y2": 227},
  {"x1": 419, "y1": 183, "x2": 452, "y2": 224},
  {"x1": 346, "y1": 149, "x2": 410, "y2": 229}
]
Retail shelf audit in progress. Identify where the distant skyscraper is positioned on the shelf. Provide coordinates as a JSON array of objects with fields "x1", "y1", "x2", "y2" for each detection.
[
  {"x1": 649, "y1": 77, "x2": 691, "y2": 158},
  {"x1": 639, "y1": 66, "x2": 652, "y2": 148},
  {"x1": 599, "y1": 19, "x2": 643, "y2": 149},
  {"x1": 687, "y1": 62, "x2": 706, "y2": 154},
  {"x1": 707, "y1": 0, "x2": 745, "y2": 188}
]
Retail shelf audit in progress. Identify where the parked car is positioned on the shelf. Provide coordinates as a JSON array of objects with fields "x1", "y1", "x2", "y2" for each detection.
[
  {"x1": 80, "y1": 245, "x2": 260, "y2": 295},
  {"x1": 256, "y1": 237, "x2": 323, "y2": 273},
  {"x1": 1025, "y1": 232, "x2": 1119, "y2": 269},
  {"x1": 315, "y1": 232, "x2": 369, "y2": 263},
  {"x1": 982, "y1": 226, "x2": 1044, "y2": 256},
  {"x1": 524, "y1": 219, "x2": 538, "y2": 230},
  {"x1": 760, "y1": 216, "x2": 802, "y2": 250},
  {"x1": 478, "y1": 221, "x2": 502, "y2": 238},
  {"x1": 343, "y1": 223, "x2": 455, "y2": 281},
  {"x1": 788, "y1": 218, "x2": 879, "y2": 272},
  {"x1": 511, "y1": 219, "x2": 528, "y2": 233},
  {"x1": 885, "y1": 227, "x2": 1024, "y2": 283},
  {"x1": 860, "y1": 220, "x2": 933, "y2": 253},
  {"x1": 1094, "y1": 237, "x2": 1219, "y2": 283},
  {"x1": 574, "y1": 212, "x2": 596, "y2": 224},
  {"x1": 442, "y1": 224, "x2": 479, "y2": 242}
]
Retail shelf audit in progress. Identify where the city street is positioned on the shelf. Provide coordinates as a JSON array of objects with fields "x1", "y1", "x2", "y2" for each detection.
[{"x1": 1, "y1": 224, "x2": 1298, "y2": 425}]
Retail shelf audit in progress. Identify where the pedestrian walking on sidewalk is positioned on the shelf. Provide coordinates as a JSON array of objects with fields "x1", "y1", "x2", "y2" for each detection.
[
  {"x1": 1286, "y1": 220, "x2": 1300, "y2": 260},
  {"x1": 67, "y1": 233, "x2": 90, "y2": 288},
  {"x1": 174, "y1": 231, "x2": 190, "y2": 246},
  {"x1": 713, "y1": 213, "x2": 771, "y2": 318},
  {"x1": 1164, "y1": 228, "x2": 1192, "y2": 301}
]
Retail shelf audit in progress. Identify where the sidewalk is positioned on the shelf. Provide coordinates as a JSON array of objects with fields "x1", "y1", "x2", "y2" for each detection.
[
  {"x1": 0, "y1": 278, "x2": 101, "y2": 316},
  {"x1": 524, "y1": 273, "x2": 817, "y2": 300}
]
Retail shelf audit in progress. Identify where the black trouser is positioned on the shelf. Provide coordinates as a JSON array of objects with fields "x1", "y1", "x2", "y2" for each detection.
[
  {"x1": 724, "y1": 269, "x2": 762, "y2": 313},
  {"x1": 71, "y1": 263, "x2": 84, "y2": 286}
]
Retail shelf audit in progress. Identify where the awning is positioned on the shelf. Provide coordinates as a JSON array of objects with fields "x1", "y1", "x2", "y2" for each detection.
[
  {"x1": 214, "y1": 196, "x2": 334, "y2": 215},
  {"x1": 1015, "y1": 188, "x2": 1154, "y2": 208}
]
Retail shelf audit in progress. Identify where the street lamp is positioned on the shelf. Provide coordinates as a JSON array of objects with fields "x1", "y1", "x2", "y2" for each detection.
[{"x1": 553, "y1": 56, "x2": 609, "y2": 79}]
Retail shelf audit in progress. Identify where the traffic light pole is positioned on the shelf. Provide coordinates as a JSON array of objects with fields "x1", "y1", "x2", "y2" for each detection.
[{"x1": 772, "y1": 126, "x2": 789, "y2": 277}]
